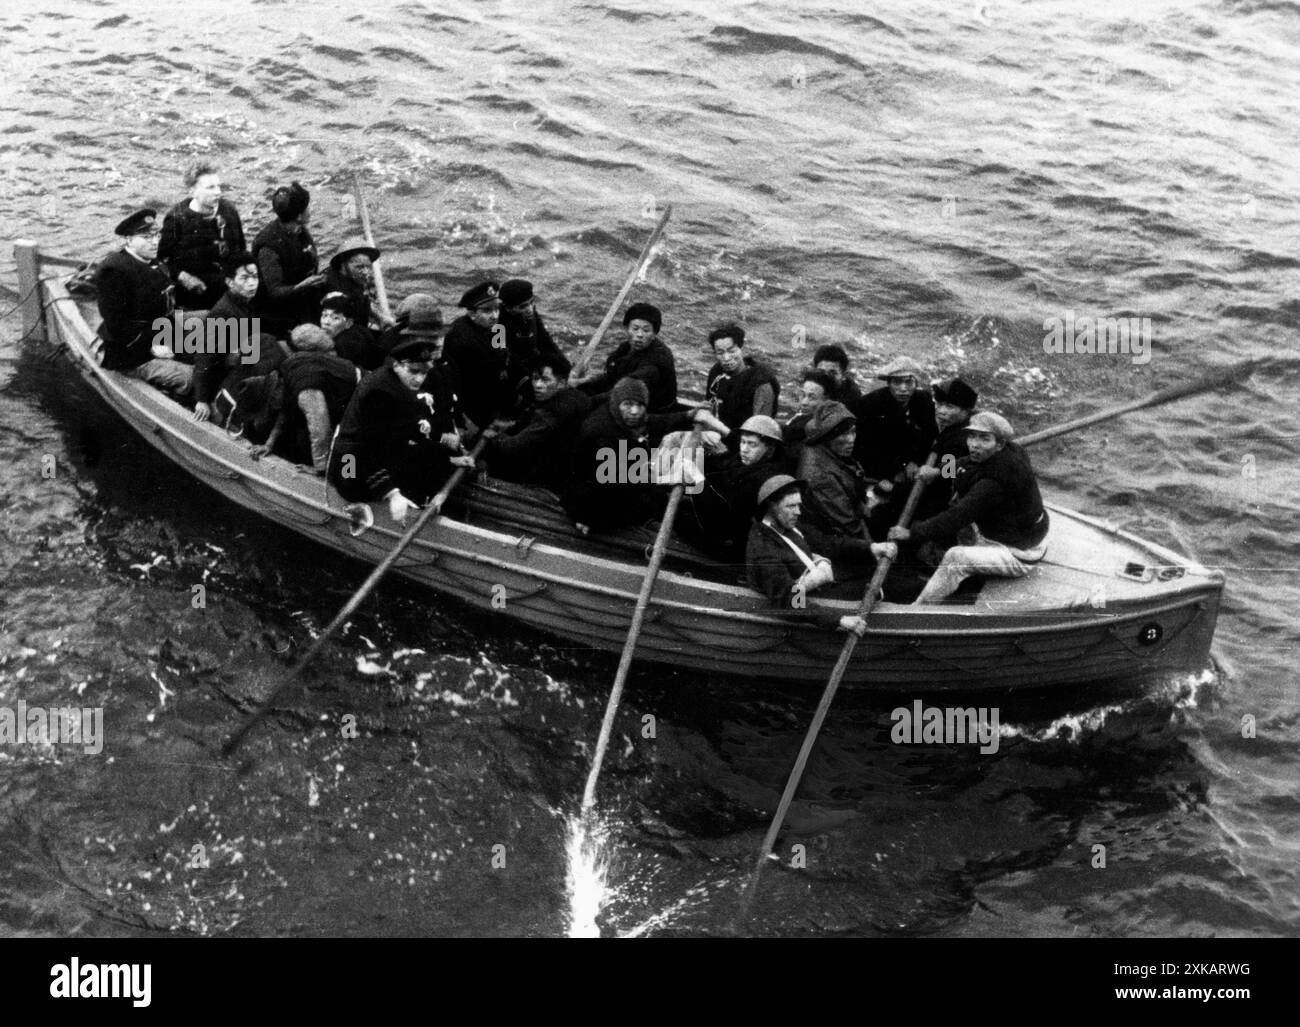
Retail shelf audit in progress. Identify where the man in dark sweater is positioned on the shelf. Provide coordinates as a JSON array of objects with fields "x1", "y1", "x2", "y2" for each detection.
[
  {"x1": 704, "y1": 323, "x2": 780, "y2": 438},
  {"x1": 443, "y1": 281, "x2": 509, "y2": 435},
  {"x1": 499, "y1": 279, "x2": 565, "y2": 413},
  {"x1": 94, "y1": 207, "x2": 192, "y2": 400},
  {"x1": 483, "y1": 352, "x2": 591, "y2": 491},
  {"x1": 321, "y1": 291, "x2": 386, "y2": 371},
  {"x1": 745, "y1": 474, "x2": 896, "y2": 633},
  {"x1": 192, "y1": 252, "x2": 283, "y2": 423},
  {"x1": 156, "y1": 163, "x2": 245, "y2": 310},
  {"x1": 251, "y1": 181, "x2": 326, "y2": 336},
  {"x1": 852, "y1": 356, "x2": 936, "y2": 502},
  {"x1": 888, "y1": 412, "x2": 1050, "y2": 602},
  {"x1": 812, "y1": 343, "x2": 864, "y2": 407},
  {"x1": 563, "y1": 376, "x2": 727, "y2": 533},
  {"x1": 574, "y1": 302, "x2": 678, "y2": 412}
]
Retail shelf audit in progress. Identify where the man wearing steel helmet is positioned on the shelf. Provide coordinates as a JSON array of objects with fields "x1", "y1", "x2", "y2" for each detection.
[
  {"x1": 746, "y1": 474, "x2": 898, "y2": 634},
  {"x1": 888, "y1": 411, "x2": 1049, "y2": 602},
  {"x1": 678, "y1": 414, "x2": 788, "y2": 561}
]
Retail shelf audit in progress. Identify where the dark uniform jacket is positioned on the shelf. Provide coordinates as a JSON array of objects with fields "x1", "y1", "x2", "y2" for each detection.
[
  {"x1": 909, "y1": 442, "x2": 1049, "y2": 550},
  {"x1": 484, "y1": 386, "x2": 591, "y2": 490},
  {"x1": 333, "y1": 323, "x2": 387, "y2": 372},
  {"x1": 912, "y1": 417, "x2": 972, "y2": 524},
  {"x1": 194, "y1": 289, "x2": 282, "y2": 404},
  {"x1": 502, "y1": 309, "x2": 563, "y2": 401},
  {"x1": 252, "y1": 218, "x2": 320, "y2": 333},
  {"x1": 680, "y1": 451, "x2": 785, "y2": 561},
  {"x1": 95, "y1": 248, "x2": 173, "y2": 370},
  {"x1": 157, "y1": 198, "x2": 244, "y2": 310},
  {"x1": 329, "y1": 366, "x2": 456, "y2": 503},
  {"x1": 563, "y1": 401, "x2": 693, "y2": 529},
  {"x1": 705, "y1": 356, "x2": 780, "y2": 434},
  {"x1": 852, "y1": 386, "x2": 937, "y2": 484},
  {"x1": 579, "y1": 338, "x2": 677, "y2": 412},
  {"x1": 798, "y1": 443, "x2": 871, "y2": 541},
  {"x1": 444, "y1": 314, "x2": 510, "y2": 431},
  {"x1": 746, "y1": 519, "x2": 881, "y2": 628}
]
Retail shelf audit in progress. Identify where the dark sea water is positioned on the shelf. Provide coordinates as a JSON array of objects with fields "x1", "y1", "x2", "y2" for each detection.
[{"x1": 0, "y1": 0, "x2": 1297, "y2": 937}]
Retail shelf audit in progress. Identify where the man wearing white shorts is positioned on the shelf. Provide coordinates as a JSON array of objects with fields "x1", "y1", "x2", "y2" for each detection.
[{"x1": 888, "y1": 411, "x2": 1049, "y2": 603}]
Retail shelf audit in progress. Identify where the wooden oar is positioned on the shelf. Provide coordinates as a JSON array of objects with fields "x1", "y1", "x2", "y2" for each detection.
[
  {"x1": 571, "y1": 204, "x2": 673, "y2": 379},
  {"x1": 1017, "y1": 359, "x2": 1264, "y2": 447},
  {"x1": 580, "y1": 430, "x2": 699, "y2": 815},
  {"x1": 739, "y1": 452, "x2": 937, "y2": 916},
  {"x1": 737, "y1": 357, "x2": 1267, "y2": 920},
  {"x1": 350, "y1": 173, "x2": 394, "y2": 323},
  {"x1": 221, "y1": 434, "x2": 491, "y2": 761}
]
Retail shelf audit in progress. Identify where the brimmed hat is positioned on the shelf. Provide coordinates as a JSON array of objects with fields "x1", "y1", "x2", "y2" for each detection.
[
  {"x1": 965, "y1": 411, "x2": 1014, "y2": 441},
  {"x1": 459, "y1": 282, "x2": 501, "y2": 310},
  {"x1": 329, "y1": 237, "x2": 380, "y2": 270},
  {"x1": 623, "y1": 302, "x2": 662, "y2": 334},
  {"x1": 876, "y1": 356, "x2": 926, "y2": 381},
  {"x1": 932, "y1": 377, "x2": 978, "y2": 410},
  {"x1": 499, "y1": 279, "x2": 534, "y2": 307},
  {"x1": 115, "y1": 208, "x2": 158, "y2": 237},
  {"x1": 802, "y1": 400, "x2": 856, "y2": 444},
  {"x1": 755, "y1": 474, "x2": 806, "y2": 518},
  {"x1": 405, "y1": 305, "x2": 446, "y2": 335},
  {"x1": 738, "y1": 415, "x2": 783, "y2": 445},
  {"x1": 396, "y1": 293, "x2": 440, "y2": 324}
]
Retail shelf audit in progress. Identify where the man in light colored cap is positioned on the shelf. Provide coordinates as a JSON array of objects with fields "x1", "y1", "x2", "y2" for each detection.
[
  {"x1": 851, "y1": 355, "x2": 936, "y2": 503},
  {"x1": 746, "y1": 474, "x2": 898, "y2": 634},
  {"x1": 888, "y1": 410, "x2": 1050, "y2": 602}
]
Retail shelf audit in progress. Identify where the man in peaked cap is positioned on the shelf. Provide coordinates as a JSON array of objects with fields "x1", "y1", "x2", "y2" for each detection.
[
  {"x1": 442, "y1": 281, "x2": 509, "y2": 435},
  {"x1": 888, "y1": 411, "x2": 1050, "y2": 602},
  {"x1": 745, "y1": 474, "x2": 898, "y2": 634},
  {"x1": 323, "y1": 236, "x2": 389, "y2": 329},
  {"x1": 498, "y1": 278, "x2": 565, "y2": 412},
  {"x1": 851, "y1": 354, "x2": 936, "y2": 498},
  {"x1": 94, "y1": 207, "x2": 193, "y2": 400},
  {"x1": 329, "y1": 322, "x2": 473, "y2": 524}
]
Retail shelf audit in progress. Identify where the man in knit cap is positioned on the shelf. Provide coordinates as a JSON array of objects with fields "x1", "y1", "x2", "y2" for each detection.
[
  {"x1": 573, "y1": 302, "x2": 678, "y2": 412},
  {"x1": 888, "y1": 411, "x2": 1049, "y2": 602},
  {"x1": 252, "y1": 181, "x2": 326, "y2": 335},
  {"x1": 564, "y1": 376, "x2": 728, "y2": 533}
]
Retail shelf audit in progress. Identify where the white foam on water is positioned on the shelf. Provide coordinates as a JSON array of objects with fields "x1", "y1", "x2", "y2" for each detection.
[{"x1": 565, "y1": 813, "x2": 610, "y2": 939}]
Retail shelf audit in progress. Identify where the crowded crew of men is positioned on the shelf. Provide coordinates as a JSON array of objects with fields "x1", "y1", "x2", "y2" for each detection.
[{"x1": 96, "y1": 175, "x2": 1050, "y2": 635}]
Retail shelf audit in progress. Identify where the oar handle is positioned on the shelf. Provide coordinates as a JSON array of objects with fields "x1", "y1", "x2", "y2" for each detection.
[
  {"x1": 351, "y1": 173, "x2": 394, "y2": 324},
  {"x1": 572, "y1": 205, "x2": 673, "y2": 378},
  {"x1": 221, "y1": 433, "x2": 492, "y2": 760},
  {"x1": 580, "y1": 428, "x2": 699, "y2": 815}
]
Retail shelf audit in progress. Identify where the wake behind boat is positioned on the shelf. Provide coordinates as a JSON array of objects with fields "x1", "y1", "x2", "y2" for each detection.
[{"x1": 15, "y1": 241, "x2": 1224, "y2": 691}]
